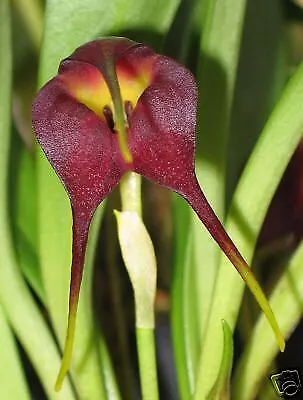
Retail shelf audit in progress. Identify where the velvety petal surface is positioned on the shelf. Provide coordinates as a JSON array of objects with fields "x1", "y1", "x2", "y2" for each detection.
[
  {"x1": 128, "y1": 55, "x2": 285, "y2": 352},
  {"x1": 32, "y1": 61, "x2": 127, "y2": 389},
  {"x1": 33, "y1": 65, "x2": 126, "y2": 210},
  {"x1": 32, "y1": 37, "x2": 285, "y2": 390}
]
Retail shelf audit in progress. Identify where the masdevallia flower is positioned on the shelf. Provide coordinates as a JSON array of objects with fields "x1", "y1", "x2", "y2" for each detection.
[{"x1": 32, "y1": 37, "x2": 284, "y2": 390}]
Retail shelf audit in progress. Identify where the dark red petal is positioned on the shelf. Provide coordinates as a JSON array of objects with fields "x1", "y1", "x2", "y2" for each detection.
[
  {"x1": 127, "y1": 56, "x2": 241, "y2": 258},
  {"x1": 33, "y1": 72, "x2": 125, "y2": 209},
  {"x1": 128, "y1": 56, "x2": 197, "y2": 192},
  {"x1": 32, "y1": 67, "x2": 126, "y2": 388},
  {"x1": 63, "y1": 37, "x2": 142, "y2": 74},
  {"x1": 126, "y1": 54, "x2": 251, "y2": 276},
  {"x1": 127, "y1": 56, "x2": 237, "y2": 260},
  {"x1": 128, "y1": 56, "x2": 284, "y2": 351}
]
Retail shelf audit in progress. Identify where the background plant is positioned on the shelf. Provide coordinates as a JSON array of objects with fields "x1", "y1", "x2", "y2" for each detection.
[{"x1": 1, "y1": 0, "x2": 302, "y2": 399}]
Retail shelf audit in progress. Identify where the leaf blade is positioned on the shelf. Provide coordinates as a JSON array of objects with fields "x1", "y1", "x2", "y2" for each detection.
[
  {"x1": 232, "y1": 241, "x2": 303, "y2": 400},
  {"x1": 194, "y1": 0, "x2": 247, "y2": 346},
  {"x1": 0, "y1": 1, "x2": 75, "y2": 398},
  {"x1": 196, "y1": 62, "x2": 303, "y2": 397}
]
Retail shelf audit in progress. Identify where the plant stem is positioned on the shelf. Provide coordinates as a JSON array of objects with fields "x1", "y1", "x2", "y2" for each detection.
[
  {"x1": 136, "y1": 328, "x2": 159, "y2": 400},
  {"x1": 119, "y1": 171, "x2": 159, "y2": 400},
  {"x1": 120, "y1": 172, "x2": 142, "y2": 215}
]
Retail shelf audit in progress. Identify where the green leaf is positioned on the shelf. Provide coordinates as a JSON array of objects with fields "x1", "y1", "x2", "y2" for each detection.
[
  {"x1": 227, "y1": 0, "x2": 284, "y2": 203},
  {"x1": 163, "y1": 0, "x2": 196, "y2": 63},
  {"x1": 171, "y1": 194, "x2": 193, "y2": 399},
  {"x1": 13, "y1": 0, "x2": 43, "y2": 51},
  {"x1": 193, "y1": 0, "x2": 247, "y2": 347},
  {"x1": 171, "y1": 1, "x2": 248, "y2": 396},
  {"x1": 37, "y1": 0, "x2": 180, "y2": 397},
  {"x1": 12, "y1": 144, "x2": 45, "y2": 302},
  {"x1": 0, "y1": 1, "x2": 75, "y2": 398},
  {"x1": 99, "y1": 339, "x2": 122, "y2": 400},
  {"x1": 171, "y1": 233, "x2": 203, "y2": 399},
  {"x1": 0, "y1": 304, "x2": 30, "y2": 400},
  {"x1": 38, "y1": 0, "x2": 180, "y2": 84},
  {"x1": 206, "y1": 320, "x2": 233, "y2": 400},
  {"x1": 0, "y1": 27, "x2": 32, "y2": 388},
  {"x1": 258, "y1": 378, "x2": 280, "y2": 400},
  {"x1": 183, "y1": 235, "x2": 201, "y2": 395},
  {"x1": 232, "y1": 241, "x2": 303, "y2": 400},
  {"x1": 195, "y1": 61, "x2": 303, "y2": 398}
]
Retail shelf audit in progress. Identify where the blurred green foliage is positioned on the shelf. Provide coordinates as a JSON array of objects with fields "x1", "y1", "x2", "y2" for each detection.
[{"x1": 0, "y1": 0, "x2": 302, "y2": 399}]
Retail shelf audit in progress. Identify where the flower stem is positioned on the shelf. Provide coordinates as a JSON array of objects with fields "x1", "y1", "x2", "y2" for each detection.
[
  {"x1": 119, "y1": 171, "x2": 159, "y2": 400},
  {"x1": 136, "y1": 328, "x2": 159, "y2": 400},
  {"x1": 120, "y1": 172, "x2": 142, "y2": 215}
]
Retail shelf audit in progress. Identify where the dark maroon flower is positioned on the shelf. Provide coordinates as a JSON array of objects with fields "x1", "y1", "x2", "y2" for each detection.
[{"x1": 32, "y1": 37, "x2": 284, "y2": 390}]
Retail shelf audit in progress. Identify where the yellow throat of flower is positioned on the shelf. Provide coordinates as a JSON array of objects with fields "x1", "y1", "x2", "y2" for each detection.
[{"x1": 61, "y1": 58, "x2": 154, "y2": 163}]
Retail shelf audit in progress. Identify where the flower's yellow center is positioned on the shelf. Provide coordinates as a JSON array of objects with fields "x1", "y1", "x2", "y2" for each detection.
[
  {"x1": 61, "y1": 57, "x2": 154, "y2": 163},
  {"x1": 62, "y1": 59, "x2": 153, "y2": 125}
]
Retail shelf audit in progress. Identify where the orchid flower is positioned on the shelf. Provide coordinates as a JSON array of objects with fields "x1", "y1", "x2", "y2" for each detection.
[{"x1": 32, "y1": 37, "x2": 285, "y2": 390}]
